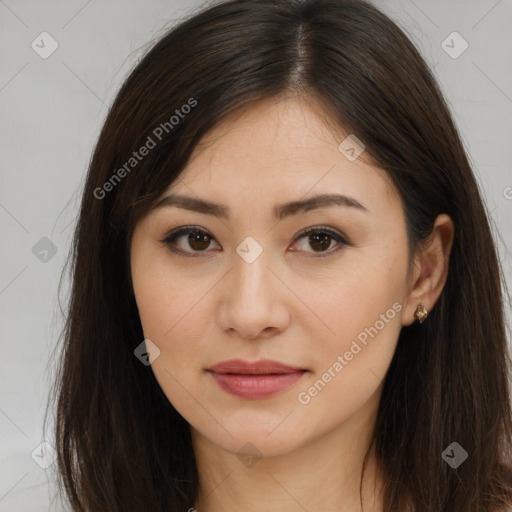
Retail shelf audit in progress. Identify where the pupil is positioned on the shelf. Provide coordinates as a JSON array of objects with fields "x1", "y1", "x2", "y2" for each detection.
[
  {"x1": 189, "y1": 232, "x2": 209, "y2": 251},
  {"x1": 310, "y1": 233, "x2": 330, "y2": 252}
]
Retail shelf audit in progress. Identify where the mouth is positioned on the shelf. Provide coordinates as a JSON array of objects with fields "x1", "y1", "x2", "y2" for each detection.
[{"x1": 207, "y1": 359, "x2": 308, "y2": 399}]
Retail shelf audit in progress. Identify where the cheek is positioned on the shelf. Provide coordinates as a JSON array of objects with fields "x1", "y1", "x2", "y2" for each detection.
[
  {"x1": 132, "y1": 271, "x2": 176, "y2": 340},
  {"x1": 294, "y1": 242, "x2": 408, "y2": 407},
  {"x1": 131, "y1": 252, "x2": 214, "y2": 374},
  {"x1": 302, "y1": 246, "x2": 406, "y2": 343},
  {"x1": 131, "y1": 234, "x2": 195, "y2": 338},
  {"x1": 294, "y1": 272, "x2": 405, "y2": 428},
  {"x1": 134, "y1": 273, "x2": 198, "y2": 346},
  {"x1": 131, "y1": 262, "x2": 209, "y2": 410}
]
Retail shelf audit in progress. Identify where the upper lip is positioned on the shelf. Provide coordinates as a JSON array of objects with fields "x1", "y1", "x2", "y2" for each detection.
[{"x1": 208, "y1": 359, "x2": 306, "y2": 375}]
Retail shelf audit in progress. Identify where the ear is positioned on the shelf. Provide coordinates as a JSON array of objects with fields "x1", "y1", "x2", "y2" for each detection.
[{"x1": 401, "y1": 214, "x2": 455, "y2": 326}]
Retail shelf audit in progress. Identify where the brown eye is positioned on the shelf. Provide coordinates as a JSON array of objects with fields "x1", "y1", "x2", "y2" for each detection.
[
  {"x1": 291, "y1": 227, "x2": 348, "y2": 257},
  {"x1": 161, "y1": 226, "x2": 220, "y2": 256},
  {"x1": 187, "y1": 231, "x2": 211, "y2": 251},
  {"x1": 307, "y1": 232, "x2": 333, "y2": 252}
]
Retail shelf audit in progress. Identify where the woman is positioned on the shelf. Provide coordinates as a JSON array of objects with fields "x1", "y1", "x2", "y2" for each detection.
[{"x1": 46, "y1": 0, "x2": 512, "y2": 510}]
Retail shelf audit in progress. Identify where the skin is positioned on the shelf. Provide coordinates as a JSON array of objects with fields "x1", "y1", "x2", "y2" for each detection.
[{"x1": 130, "y1": 94, "x2": 454, "y2": 512}]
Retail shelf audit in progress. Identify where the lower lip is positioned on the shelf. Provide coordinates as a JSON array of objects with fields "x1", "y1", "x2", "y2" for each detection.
[{"x1": 209, "y1": 370, "x2": 307, "y2": 399}]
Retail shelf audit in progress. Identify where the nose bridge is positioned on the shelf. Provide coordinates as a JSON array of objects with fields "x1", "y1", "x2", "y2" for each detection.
[
  {"x1": 231, "y1": 235, "x2": 271, "y2": 302},
  {"x1": 218, "y1": 233, "x2": 287, "y2": 338}
]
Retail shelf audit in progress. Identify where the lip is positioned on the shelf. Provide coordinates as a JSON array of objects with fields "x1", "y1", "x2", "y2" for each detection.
[
  {"x1": 207, "y1": 359, "x2": 308, "y2": 399},
  {"x1": 209, "y1": 359, "x2": 306, "y2": 374}
]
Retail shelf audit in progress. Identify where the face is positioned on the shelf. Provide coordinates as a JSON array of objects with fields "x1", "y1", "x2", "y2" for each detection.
[{"x1": 130, "y1": 95, "x2": 412, "y2": 457}]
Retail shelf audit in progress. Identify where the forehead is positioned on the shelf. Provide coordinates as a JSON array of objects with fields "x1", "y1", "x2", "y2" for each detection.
[{"x1": 162, "y1": 96, "x2": 400, "y2": 215}]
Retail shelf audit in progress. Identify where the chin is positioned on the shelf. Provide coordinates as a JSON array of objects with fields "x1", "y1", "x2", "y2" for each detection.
[{"x1": 193, "y1": 414, "x2": 313, "y2": 459}]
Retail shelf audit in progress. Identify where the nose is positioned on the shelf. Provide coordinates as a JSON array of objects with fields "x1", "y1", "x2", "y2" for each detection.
[{"x1": 217, "y1": 248, "x2": 290, "y2": 340}]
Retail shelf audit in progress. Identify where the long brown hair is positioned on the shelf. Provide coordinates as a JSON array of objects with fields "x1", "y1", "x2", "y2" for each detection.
[{"x1": 46, "y1": 0, "x2": 512, "y2": 510}]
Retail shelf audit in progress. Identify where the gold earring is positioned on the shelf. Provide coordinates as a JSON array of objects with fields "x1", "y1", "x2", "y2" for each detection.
[{"x1": 414, "y1": 303, "x2": 428, "y2": 324}]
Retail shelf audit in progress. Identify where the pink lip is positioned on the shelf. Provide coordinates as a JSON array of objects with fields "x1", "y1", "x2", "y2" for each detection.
[{"x1": 207, "y1": 359, "x2": 307, "y2": 399}]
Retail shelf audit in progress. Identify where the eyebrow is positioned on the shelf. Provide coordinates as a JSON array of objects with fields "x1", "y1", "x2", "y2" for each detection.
[{"x1": 153, "y1": 192, "x2": 369, "y2": 220}]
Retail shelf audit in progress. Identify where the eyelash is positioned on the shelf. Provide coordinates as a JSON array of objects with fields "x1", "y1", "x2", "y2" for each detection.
[{"x1": 159, "y1": 225, "x2": 350, "y2": 259}]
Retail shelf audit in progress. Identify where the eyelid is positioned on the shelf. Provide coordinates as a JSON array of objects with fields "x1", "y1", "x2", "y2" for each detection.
[{"x1": 159, "y1": 224, "x2": 351, "y2": 258}]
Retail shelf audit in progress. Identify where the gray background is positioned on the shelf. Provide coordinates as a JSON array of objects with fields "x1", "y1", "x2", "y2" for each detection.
[{"x1": 0, "y1": 0, "x2": 511, "y2": 510}]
